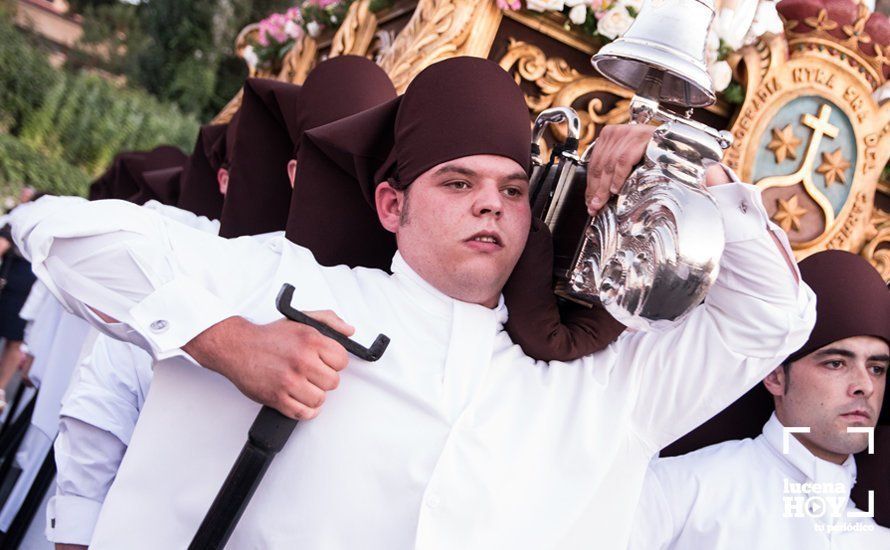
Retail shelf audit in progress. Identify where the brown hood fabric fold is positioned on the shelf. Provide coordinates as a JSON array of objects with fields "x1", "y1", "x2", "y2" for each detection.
[
  {"x1": 218, "y1": 78, "x2": 301, "y2": 238},
  {"x1": 503, "y1": 219, "x2": 625, "y2": 361},
  {"x1": 303, "y1": 56, "x2": 531, "y2": 205},
  {"x1": 787, "y1": 250, "x2": 890, "y2": 363},
  {"x1": 92, "y1": 151, "x2": 144, "y2": 201},
  {"x1": 139, "y1": 166, "x2": 183, "y2": 205},
  {"x1": 178, "y1": 123, "x2": 227, "y2": 219},
  {"x1": 283, "y1": 56, "x2": 397, "y2": 269},
  {"x1": 127, "y1": 145, "x2": 188, "y2": 205},
  {"x1": 210, "y1": 110, "x2": 240, "y2": 172}
]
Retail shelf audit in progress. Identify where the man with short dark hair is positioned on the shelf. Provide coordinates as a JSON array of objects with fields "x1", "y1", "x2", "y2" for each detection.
[
  {"x1": 629, "y1": 250, "x2": 890, "y2": 549},
  {"x1": 11, "y1": 58, "x2": 814, "y2": 549}
]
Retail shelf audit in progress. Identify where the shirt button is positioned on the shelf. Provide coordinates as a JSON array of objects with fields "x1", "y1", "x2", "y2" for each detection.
[
  {"x1": 150, "y1": 320, "x2": 169, "y2": 333},
  {"x1": 426, "y1": 493, "x2": 441, "y2": 510}
]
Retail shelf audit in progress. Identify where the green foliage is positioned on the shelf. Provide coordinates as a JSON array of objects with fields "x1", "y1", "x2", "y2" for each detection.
[
  {"x1": 722, "y1": 82, "x2": 745, "y2": 105},
  {"x1": 0, "y1": 16, "x2": 61, "y2": 134},
  {"x1": 18, "y1": 71, "x2": 198, "y2": 176},
  {"x1": 68, "y1": 0, "x2": 295, "y2": 119},
  {"x1": 0, "y1": 133, "x2": 91, "y2": 197}
]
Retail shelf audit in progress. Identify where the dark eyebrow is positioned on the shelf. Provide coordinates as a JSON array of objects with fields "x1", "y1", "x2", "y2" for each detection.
[
  {"x1": 813, "y1": 348, "x2": 857, "y2": 359},
  {"x1": 432, "y1": 164, "x2": 529, "y2": 184},
  {"x1": 432, "y1": 164, "x2": 477, "y2": 178},
  {"x1": 503, "y1": 171, "x2": 530, "y2": 184},
  {"x1": 869, "y1": 354, "x2": 890, "y2": 363}
]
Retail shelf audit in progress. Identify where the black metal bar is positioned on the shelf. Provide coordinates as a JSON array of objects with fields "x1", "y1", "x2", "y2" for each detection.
[
  {"x1": 0, "y1": 393, "x2": 37, "y2": 501},
  {"x1": 0, "y1": 445, "x2": 55, "y2": 550},
  {"x1": 189, "y1": 284, "x2": 390, "y2": 550},
  {"x1": 0, "y1": 385, "x2": 27, "y2": 442}
]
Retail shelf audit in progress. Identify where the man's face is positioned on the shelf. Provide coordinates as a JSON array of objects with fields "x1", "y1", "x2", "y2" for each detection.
[
  {"x1": 767, "y1": 336, "x2": 888, "y2": 463},
  {"x1": 376, "y1": 154, "x2": 531, "y2": 308}
]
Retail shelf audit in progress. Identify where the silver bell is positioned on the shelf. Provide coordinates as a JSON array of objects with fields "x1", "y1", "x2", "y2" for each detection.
[{"x1": 591, "y1": 0, "x2": 718, "y2": 108}]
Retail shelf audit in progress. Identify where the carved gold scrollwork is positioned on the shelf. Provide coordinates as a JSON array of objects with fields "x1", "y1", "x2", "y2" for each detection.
[
  {"x1": 378, "y1": 0, "x2": 503, "y2": 93},
  {"x1": 211, "y1": 88, "x2": 243, "y2": 125},
  {"x1": 862, "y1": 208, "x2": 890, "y2": 281},
  {"x1": 330, "y1": 0, "x2": 379, "y2": 58},
  {"x1": 498, "y1": 38, "x2": 632, "y2": 153},
  {"x1": 278, "y1": 35, "x2": 319, "y2": 84}
]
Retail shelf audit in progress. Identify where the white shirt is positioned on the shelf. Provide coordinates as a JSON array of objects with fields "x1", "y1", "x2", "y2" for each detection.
[
  {"x1": 629, "y1": 414, "x2": 890, "y2": 549},
  {"x1": 11, "y1": 184, "x2": 815, "y2": 550},
  {"x1": 46, "y1": 201, "x2": 225, "y2": 544}
]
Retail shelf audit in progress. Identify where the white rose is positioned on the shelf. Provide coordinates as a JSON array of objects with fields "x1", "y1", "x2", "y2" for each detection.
[
  {"x1": 744, "y1": 1, "x2": 784, "y2": 45},
  {"x1": 568, "y1": 4, "x2": 588, "y2": 24},
  {"x1": 306, "y1": 20, "x2": 322, "y2": 38},
  {"x1": 618, "y1": 0, "x2": 643, "y2": 13},
  {"x1": 242, "y1": 45, "x2": 259, "y2": 69},
  {"x1": 712, "y1": 1, "x2": 757, "y2": 51},
  {"x1": 597, "y1": 6, "x2": 634, "y2": 39},
  {"x1": 705, "y1": 28, "x2": 720, "y2": 65},
  {"x1": 708, "y1": 59, "x2": 732, "y2": 92},
  {"x1": 526, "y1": 0, "x2": 565, "y2": 12},
  {"x1": 284, "y1": 19, "x2": 303, "y2": 40}
]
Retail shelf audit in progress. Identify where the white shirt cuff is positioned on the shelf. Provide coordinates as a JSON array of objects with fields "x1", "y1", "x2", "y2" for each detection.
[
  {"x1": 129, "y1": 276, "x2": 237, "y2": 360},
  {"x1": 46, "y1": 494, "x2": 102, "y2": 545},
  {"x1": 709, "y1": 179, "x2": 771, "y2": 244}
]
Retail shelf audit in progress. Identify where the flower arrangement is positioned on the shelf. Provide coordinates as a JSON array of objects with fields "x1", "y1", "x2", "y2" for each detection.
[
  {"x1": 244, "y1": 0, "x2": 394, "y2": 73},
  {"x1": 499, "y1": 0, "x2": 785, "y2": 102}
]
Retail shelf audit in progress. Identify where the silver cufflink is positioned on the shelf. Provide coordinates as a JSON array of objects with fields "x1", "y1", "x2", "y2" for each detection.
[
  {"x1": 739, "y1": 200, "x2": 748, "y2": 214},
  {"x1": 150, "y1": 319, "x2": 169, "y2": 333}
]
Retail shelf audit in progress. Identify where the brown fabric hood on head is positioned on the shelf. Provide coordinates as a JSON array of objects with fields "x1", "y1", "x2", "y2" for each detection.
[
  {"x1": 283, "y1": 57, "x2": 397, "y2": 270},
  {"x1": 178, "y1": 123, "x2": 227, "y2": 219},
  {"x1": 210, "y1": 111, "x2": 239, "y2": 172},
  {"x1": 218, "y1": 78, "x2": 301, "y2": 238},
  {"x1": 127, "y1": 145, "x2": 188, "y2": 205},
  {"x1": 139, "y1": 166, "x2": 183, "y2": 205},
  {"x1": 787, "y1": 250, "x2": 890, "y2": 364},
  {"x1": 284, "y1": 55, "x2": 397, "y2": 159},
  {"x1": 290, "y1": 56, "x2": 530, "y2": 270},
  {"x1": 305, "y1": 56, "x2": 531, "y2": 202},
  {"x1": 100, "y1": 151, "x2": 146, "y2": 201}
]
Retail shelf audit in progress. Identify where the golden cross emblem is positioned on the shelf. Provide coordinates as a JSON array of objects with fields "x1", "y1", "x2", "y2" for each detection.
[{"x1": 757, "y1": 104, "x2": 841, "y2": 228}]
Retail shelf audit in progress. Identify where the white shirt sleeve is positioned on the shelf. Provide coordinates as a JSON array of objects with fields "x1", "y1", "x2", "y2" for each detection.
[
  {"x1": 141, "y1": 200, "x2": 221, "y2": 235},
  {"x1": 47, "y1": 417, "x2": 127, "y2": 545},
  {"x1": 46, "y1": 335, "x2": 153, "y2": 544},
  {"x1": 597, "y1": 180, "x2": 816, "y2": 451},
  {"x1": 627, "y1": 464, "x2": 683, "y2": 550},
  {"x1": 10, "y1": 196, "x2": 283, "y2": 361}
]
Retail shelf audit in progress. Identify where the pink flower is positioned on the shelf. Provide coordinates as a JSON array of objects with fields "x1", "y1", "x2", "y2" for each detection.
[
  {"x1": 497, "y1": 0, "x2": 522, "y2": 9},
  {"x1": 306, "y1": 0, "x2": 340, "y2": 7}
]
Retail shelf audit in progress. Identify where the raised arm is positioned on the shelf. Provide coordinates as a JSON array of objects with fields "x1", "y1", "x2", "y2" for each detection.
[
  {"x1": 581, "y1": 125, "x2": 815, "y2": 451},
  {"x1": 608, "y1": 177, "x2": 814, "y2": 450}
]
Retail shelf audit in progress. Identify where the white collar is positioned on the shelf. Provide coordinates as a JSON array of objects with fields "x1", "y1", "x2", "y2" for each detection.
[
  {"x1": 390, "y1": 251, "x2": 508, "y2": 326},
  {"x1": 761, "y1": 412, "x2": 857, "y2": 492}
]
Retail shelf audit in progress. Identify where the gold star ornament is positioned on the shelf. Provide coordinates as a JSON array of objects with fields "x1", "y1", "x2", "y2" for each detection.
[
  {"x1": 773, "y1": 195, "x2": 808, "y2": 232},
  {"x1": 766, "y1": 124, "x2": 802, "y2": 163},
  {"x1": 816, "y1": 148, "x2": 851, "y2": 187}
]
